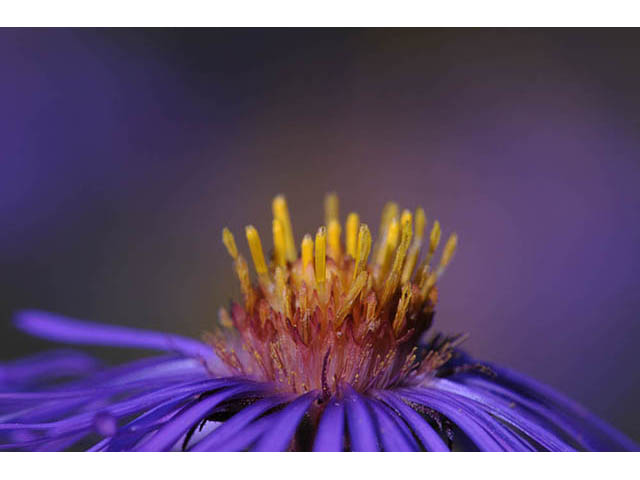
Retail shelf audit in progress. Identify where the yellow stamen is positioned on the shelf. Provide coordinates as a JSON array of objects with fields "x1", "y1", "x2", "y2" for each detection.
[
  {"x1": 345, "y1": 212, "x2": 359, "y2": 258},
  {"x1": 374, "y1": 202, "x2": 399, "y2": 264},
  {"x1": 401, "y1": 251, "x2": 418, "y2": 285},
  {"x1": 415, "y1": 207, "x2": 426, "y2": 241},
  {"x1": 245, "y1": 225, "x2": 268, "y2": 276},
  {"x1": 392, "y1": 284, "x2": 412, "y2": 337},
  {"x1": 314, "y1": 226, "x2": 327, "y2": 284},
  {"x1": 378, "y1": 217, "x2": 400, "y2": 277},
  {"x1": 400, "y1": 209, "x2": 412, "y2": 227},
  {"x1": 324, "y1": 192, "x2": 339, "y2": 225},
  {"x1": 427, "y1": 220, "x2": 441, "y2": 264},
  {"x1": 353, "y1": 224, "x2": 372, "y2": 280},
  {"x1": 438, "y1": 233, "x2": 458, "y2": 273},
  {"x1": 401, "y1": 208, "x2": 426, "y2": 284},
  {"x1": 327, "y1": 219, "x2": 342, "y2": 259},
  {"x1": 391, "y1": 213, "x2": 413, "y2": 277},
  {"x1": 272, "y1": 195, "x2": 297, "y2": 262},
  {"x1": 336, "y1": 270, "x2": 368, "y2": 328},
  {"x1": 272, "y1": 219, "x2": 286, "y2": 267},
  {"x1": 301, "y1": 234, "x2": 313, "y2": 269},
  {"x1": 222, "y1": 227, "x2": 238, "y2": 260},
  {"x1": 420, "y1": 270, "x2": 437, "y2": 299},
  {"x1": 380, "y1": 214, "x2": 412, "y2": 306},
  {"x1": 387, "y1": 218, "x2": 401, "y2": 249}
]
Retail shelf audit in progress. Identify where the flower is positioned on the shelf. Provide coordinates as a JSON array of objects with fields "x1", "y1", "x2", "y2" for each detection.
[{"x1": 0, "y1": 194, "x2": 636, "y2": 452}]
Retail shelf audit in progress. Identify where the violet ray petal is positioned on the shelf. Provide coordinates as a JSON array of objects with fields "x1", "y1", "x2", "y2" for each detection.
[
  {"x1": 191, "y1": 396, "x2": 288, "y2": 452},
  {"x1": 0, "y1": 378, "x2": 239, "y2": 433},
  {"x1": 367, "y1": 397, "x2": 415, "y2": 452},
  {"x1": 0, "y1": 370, "x2": 207, "y2": 402},
  {"x1": 55, "y1": 355, "x2": 188, "y2": 390},
  {"x1": 14, "y1": 310, "x2": 216, "y2": 363},
  {"x1": 252, "y1": 391, "x2": 318, "y2": 452},
  {"x1": 414, "y1": 386, "x2": 535, "y2": 451},
  {"x1": 375, "y1": 391, "x2": 449, "y2": 451},
  {"x1": 313, "y1": 397, "x2": 345, "y2": 452},
  {"x1": 0, "y1": 350, "x2": 100, "y2": 388},
  {"x1": 433, "y1": 378, "x2": 573, "y2": 451},
  {"x1": 1, "y1": 396, "x2": 113, "y2": 450},
  {"x1": 35, "y1": 431, "x2": 87, "y2": 452},
  {"x1": 88, "y1": 437, "x2": 110, "y2": 452},
  {"x1": 403, "y1": 387, "x2": 533, "y2": 451},
  {"x1": 0, "y1": 430, "x2": 84, "y2": 451},
  {"x1": 0, "y1": 371, "x2": 208, "y2": 424},
  {"x1": 18, "y1": 355, "x2": 190, "y2": 404},
  {"x1": 213, "y1": 415, "x2": 275, "y2": 452},
  {"x1": 106, "y1": 392, "x2": 205, "y2": 451},
  {"x1": 344, "y1": 386, "x2": 379, "y2": 452},
  {"x1": 377, "y1": 399, "x2": 422, "y2": 451},
  {"x1": 135, "y1": 384, "x2": 261, "y2": 451},
  {"x1": 0, "y1": 397, "x2": 101, "y2": 424},
  {"x1": 397, "y1": 388, "x2": 504, "y2": 451},
  {"x1": 95, "y1": 357, "x2": 209, "y2": 388},
  {"x1": 460, "y1": 376, "x2": 593, "y2": 449},
  {"x1": 478, "y1": 364, "x2": 638, "y2": 451}
]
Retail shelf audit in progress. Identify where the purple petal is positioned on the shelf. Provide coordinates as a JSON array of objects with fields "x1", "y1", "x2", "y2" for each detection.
[
  {"x1": 0, "y1": 350, "x2": 100, "y2": 389},
  {"x1": 0, "y1": 358, "x2": 210, "y2": 407},
  {"x1": 375, "y1": 391, "x2": 449, "y2": 451},
  {"x1": 252, "y1": 391, "x2": 318, "y2": 452},
  {"x1": 344, "y1": 386, "x2": 379, "y2": 452},
  {"x1": 106, "y1": 392, "x2": 203, "y2": 451},
  {"x1": 88, "y1": 437, "x2": 110, "y2": 452},
  {"x1": 135, "y1": 384, "x2": 261, "y2": 451},
  {"x1": 0, "y1": 378, "x2": 239, "y2": 434},
  {"x1": 480, "y1": 363, "x2": 638, "y2": 451},
  {"x1": 407, "y1": 387, "x2": 533, "y2": 451},
  {"x1": 14, "y1": 310, "x2": 216, "y2": 362},
  {"x1": 313, "y1": 398, "x2": 345, "y2": 452},
  {"x1": 191, "y1": 396, "x2": 288, "y2": 452},
  {"x1": 1, "y1": 431, "x2": 84, "y2": 451},
  {"x1": 432, "y1": 378, "x2": 573, "y2": 451},
  {"x1": 213, "y1": 415, "x2": 274, "y2": 451},
  {"x1": 0, "y1": 370, "x2": 206, "y2": 426},
  {"x1": 367, "y1": 397, "x2": 415, "y2": 451},
  {"x1": 398, "y1": 388, "x2": 504, "y2": 451}
]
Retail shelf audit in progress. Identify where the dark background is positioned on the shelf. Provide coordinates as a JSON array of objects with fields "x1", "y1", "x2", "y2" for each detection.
[{"x1": 1, "y1": 28, "x2": 639, "y2": 440}]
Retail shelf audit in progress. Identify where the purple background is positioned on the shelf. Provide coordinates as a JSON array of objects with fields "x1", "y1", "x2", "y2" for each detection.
[{"x1": 1, "y1": 29, "x2": 639, "y2": 440}]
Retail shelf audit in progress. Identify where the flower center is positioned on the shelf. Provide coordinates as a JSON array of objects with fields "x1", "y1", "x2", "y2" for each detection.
[{"x1": 208, "y1": 194, "x2": 458, "y2": 395}]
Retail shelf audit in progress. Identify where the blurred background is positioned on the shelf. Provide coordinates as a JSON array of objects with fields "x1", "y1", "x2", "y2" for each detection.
[{"x1": 1, "y1": 28, "x2": 639, "y2": 440}]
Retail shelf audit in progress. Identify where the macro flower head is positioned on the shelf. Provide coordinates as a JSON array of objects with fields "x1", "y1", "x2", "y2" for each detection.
[{"x1": 0, "y1": 193, "x2": 636, "y2": 452}]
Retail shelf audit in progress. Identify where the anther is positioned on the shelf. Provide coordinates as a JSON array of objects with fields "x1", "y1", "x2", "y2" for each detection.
[
  {"x1": 272, "y1": 195, "x2": 297, "y2": 262},
  {"x1": 222, "y1": 227, "x2": 238, "y2": 260},
  {"x1": 438, "y1": 233, "x2": 458, "y2": 274},
  {"x1": 324, "y1": 192, "x2": 339, "y2": 225},
  {"x1": 345, "y1": 212, "x2": 359, "y2": 258},
  {"x1": 374, "y1": 202, "x2": 399, "y2": 264},
  {"x1": 327, "y1": 219, "x2": 342, "y2": 259},
  {"x1": 353, "y1": 224, "x2": 371, "y2": 280},
  {"x1": 301, "y1": 234, "x2": 313, "y2": 270},
  {"x1": 245, "y1": 225, "x2": 268, "y2": 276},
  {"x1": 427, "y1": 220, "x2": 441, "y2": 264},
  {"x1": 272, "y1": 219, "x2": 286, "y2": 267},
  {"x1": 414, "y1": 207, "x2": 426, "y2": 241},
  {"x1": 315, "y1": 226, "x2": 327, "y2": 284},
  {"x1": 378, "y1": 217, "x2": 400, "y2": 278}
]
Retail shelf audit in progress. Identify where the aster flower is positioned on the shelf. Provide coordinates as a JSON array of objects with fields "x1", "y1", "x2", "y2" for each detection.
[{"x1": 0, "y1": 194, "x2": 636, "y2": 452}]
